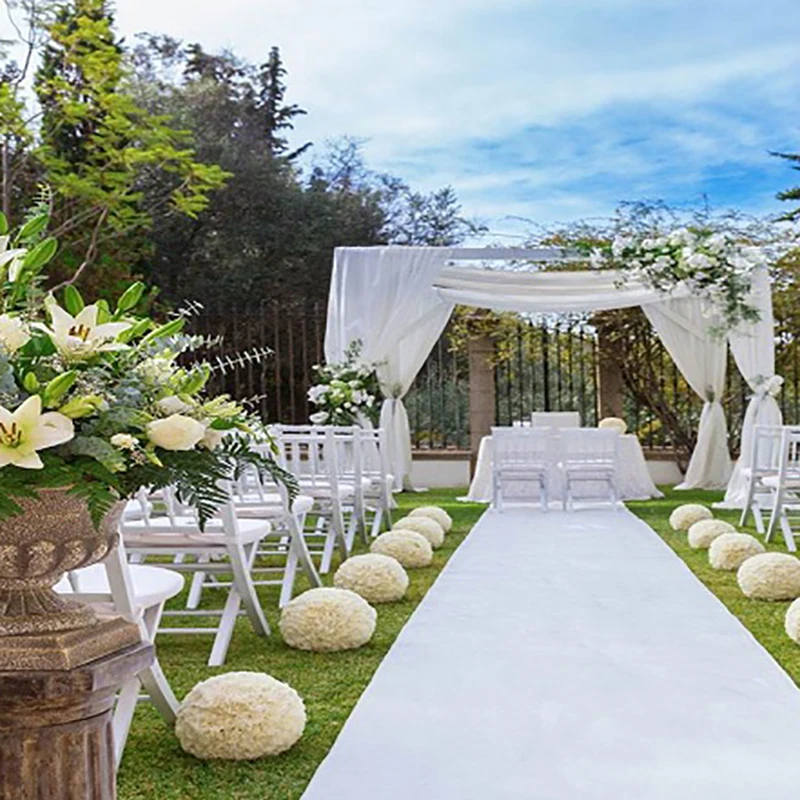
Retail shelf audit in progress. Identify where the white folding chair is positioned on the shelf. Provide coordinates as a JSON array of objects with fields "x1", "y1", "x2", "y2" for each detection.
[
  {"x1": 764, "y1": 427, "x2": 800, "y2": 550},
  {"x1": 356, "y1": 427, "x2": 395, "y2": 537},
  {"x1": 54, "y1": 544, "x2": 182, "y2": 766},
  {"x1": 531, "y1": 411, "x2": 581, "y2": 429},
  {"x1": 273, "y1": 426, "x2": 349, "y2": 573},
  {"x1": 560, "y1": 428, "x2": 619, "y2": 510},
  {"x1": 740, "y1": 424, "x2": 784, "y2": 534},
  {"x1": 491, "y1": 427, "x2": 554, "y2": 511},
  {"x1": 120, "y1": 490, "x2": 272, "y2": 666}
]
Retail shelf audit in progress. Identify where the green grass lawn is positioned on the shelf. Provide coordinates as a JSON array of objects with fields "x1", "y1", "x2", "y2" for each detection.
[
  {"x1": 628, "y1": 487, "x2": 800, "y2": 686},
  {"x1": 117, "y1": 490, "x2": 486, "y2": 800},
  {"x1": 119, "y1": 487, "x2": 800, "y2": 800}
]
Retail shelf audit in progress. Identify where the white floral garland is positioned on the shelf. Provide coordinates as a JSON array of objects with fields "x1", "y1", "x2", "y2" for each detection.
[{"x1": 591, "y1": 227, "x2": 767, "y2": 335}]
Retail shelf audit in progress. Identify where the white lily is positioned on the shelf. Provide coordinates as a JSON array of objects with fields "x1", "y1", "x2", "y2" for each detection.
[
  {"x1": 0, "y1": 313, "x2": 31, "y2": 353},
  {"x1": 0, "y1": 235, "x2": 27, "y2": 280},
  {"x1": 45, "y1": 303, "x2": 132, "y2": 362},
  {"x1": 0, "y1": 395, "x2": 74, "y2": 469}
]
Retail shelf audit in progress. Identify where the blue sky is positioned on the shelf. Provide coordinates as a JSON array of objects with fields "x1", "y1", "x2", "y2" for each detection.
[{"x1": 13, "y1": 0, "x2": 800, "y2": 239}]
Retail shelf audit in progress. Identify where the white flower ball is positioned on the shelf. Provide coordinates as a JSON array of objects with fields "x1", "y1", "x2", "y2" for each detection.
[
  {"x1": 669, "y1": 503, "x2": 713, "y2": 531},
  {"x1": 737, "y1": 553, "x2": 800, "y2": 601},
  {"x1": 687, "y1": 519, "x2": 736, "y2": 549},
  {"x1": 598, "y1": 417, "x2": 627, "y2": 435},
  {"x1": 785, "y1": 598, "x2": 800, "y2": 643},
  {"x1": 408, "y1": 506, "x2": 453, "y2": 533},
  {"x1": 392, "y1": 516, "x2": 445, "y2": 549},
  {"x1": 175, "y1": 672, "x2": 306, "y2": 760},
  {"x1": 334, "y1": 554, "x2": 409, "y2": 604},
  {"x1": 708, "y1": 533, "x2": 765, "y2": 571},
  {"x1": 371, "y1": 530, "x2": 433, "y2": 568},
  {"x1": 279, "y1": 587, "x2": 376, "y2": 652}
]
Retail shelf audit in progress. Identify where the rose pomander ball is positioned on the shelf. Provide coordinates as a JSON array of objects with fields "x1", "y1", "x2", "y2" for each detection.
[
  {"x1": 371, "y1": 530, "x2": 433, "y2": 568},
  {"x1": 175, "y1": 672, "x2": 306, "y2": 760},
  {"x1": 409, "y1": 506, "x2": 453, "y2": 533},
  {"x1": 687, "y1": 519, "x2": 736, "y2": 550},
  {"x1": 785, "y1": 598, "x2": 800, "y2": 644},
  {"x1": 392, "y1": 515, "x2": 445, "y2": 549},
  {"x1": 708, "y1": 533, "x2": 765, "y2": 571},
  {"x1": 279, "y1": 588, "x2": 376, "y2": 652},
  {"x1": 669, "y1": 503, "x2": 713, "y2": 531},
  {"x1": 598, "y1": 417, "x2": 627, "y2": 435},
  {"x1": 334, "y1": 554, "x2": 409, "y2": 604},
  {"x1": 737, "y1": 553, "x2": 800, "y2": 601}
]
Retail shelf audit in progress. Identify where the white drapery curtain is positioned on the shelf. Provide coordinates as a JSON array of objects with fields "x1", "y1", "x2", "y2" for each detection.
[
  {"x1": 325, "y1": 249, "x2": 773, "y2": 493},
  {"x1": 325, "y1": 247, "x2": 454, "y2": 490},
  {"x1": 643, "y1": 299, "x2": 732, "y2": 489},
  {"x1": 721, "y1": 266, "x2": 782, "y2": 506}
]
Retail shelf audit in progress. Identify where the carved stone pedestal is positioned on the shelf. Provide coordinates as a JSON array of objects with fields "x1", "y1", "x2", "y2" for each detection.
[{"x1": 0, "y1": 642, "x2": 153, "y2": 800}]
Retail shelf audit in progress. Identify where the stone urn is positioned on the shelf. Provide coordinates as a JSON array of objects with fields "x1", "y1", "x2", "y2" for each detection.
[{"x1": 0, "y1": 488, "x2": 141, "y2": 670}]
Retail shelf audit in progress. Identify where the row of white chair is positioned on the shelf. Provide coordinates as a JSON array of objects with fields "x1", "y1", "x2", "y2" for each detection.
[{"x1": 54, "y1": 422, "x2": 396, "y2": 764}]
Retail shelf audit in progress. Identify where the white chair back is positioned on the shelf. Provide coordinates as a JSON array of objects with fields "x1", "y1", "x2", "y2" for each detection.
[
  {"x1": 560, "y1": 428, "x2": 619, "y2": 466},
  {"x1": 531, "y1": 411, "x2": 580, "y2": 429},
  {"x1": 492, "y1": 427, "x2": 553, "y2": 468}
]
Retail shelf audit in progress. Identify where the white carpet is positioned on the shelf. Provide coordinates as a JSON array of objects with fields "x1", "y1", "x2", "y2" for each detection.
[{"x1": 301, "y1": 508, "x2": 800, "y2": 800}]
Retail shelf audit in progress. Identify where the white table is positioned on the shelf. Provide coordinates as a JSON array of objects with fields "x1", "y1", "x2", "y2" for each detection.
[{"x1": 461, "y1": 432, "x2": 662, "y2": 503}]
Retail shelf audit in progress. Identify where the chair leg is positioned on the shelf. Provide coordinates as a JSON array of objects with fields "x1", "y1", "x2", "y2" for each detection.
[
  {"x1": 766, "y1": 489, "x2": 783, "y2": 543},
  {"x1": 781, "y1": 511, "x2": 797, "y2": 552},
  {"x1": 186, "y1": 556, "x2": 210, "y2": 610},
  {"x1": 740, "y1": 481, "x2": 755, "y2": 527}
]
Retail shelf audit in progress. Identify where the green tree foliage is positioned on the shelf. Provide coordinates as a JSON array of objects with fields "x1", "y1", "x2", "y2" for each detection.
[
  {"x1": 128, "y1": 41, "x2": 482, "y2": 306},
  {"x1": 1, "y1": 0, "x2": 229, "y2": 298}
]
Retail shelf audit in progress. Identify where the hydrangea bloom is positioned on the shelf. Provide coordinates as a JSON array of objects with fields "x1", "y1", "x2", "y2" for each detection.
[
  {"x1": 737, "y1": 553, "x2": 800, "y2": 601},
  {"x1": 371, "y1": 530, "x2": 433, "y2": 568},
  {"x1": 175, "y1": 672, "x2": 306, "y2": 760},
  {"x1": 409, "y1": 505, "x2": 453, "y2": 533},
  {"x1": 334, "y1": 554, "x2": 409, "y2": 603},
  {"x1": 598, "y1": 417, "x2": 627, "y2": 435},
  {"x1": 669, "y1": 503, "x2": 713, "y2": 531},
  {"x1": 687, "y1": 519, "x2": 736, "y2": 549},
  {"x1": 279, "y1": 587, "x2": 376, "y2": 652},
  {"x1": 708, "y1": 533, "x2": 765, "y2": 571},
  {"x1": 392, "y1": 515, "x2": 445, "y2": 549}
]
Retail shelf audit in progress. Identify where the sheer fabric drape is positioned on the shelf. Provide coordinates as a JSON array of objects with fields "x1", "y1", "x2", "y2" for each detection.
[
  {"x1": 325, "y1": 247, "x2": 454, "y2": 489},
  {"x1": 643, "y1": 299, "x2": 732, "y2": 489},
  {"x1": 722, "y1": 267, "x2": 782, "y2": 506}
]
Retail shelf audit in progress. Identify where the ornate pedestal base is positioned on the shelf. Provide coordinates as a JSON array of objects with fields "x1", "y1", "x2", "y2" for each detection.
[{"x1": 0, "y1": 642, "x2": 153, "y2": 800}]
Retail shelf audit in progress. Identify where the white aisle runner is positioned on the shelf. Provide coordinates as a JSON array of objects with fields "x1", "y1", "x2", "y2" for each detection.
[{"x1": 302, "y1": 508, "x2": 800, "y2": 800}]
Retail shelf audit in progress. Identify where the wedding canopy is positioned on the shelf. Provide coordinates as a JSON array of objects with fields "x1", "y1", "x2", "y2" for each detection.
[{"x1": 324, "y1": 246, "x2": 779, "y2": 504}]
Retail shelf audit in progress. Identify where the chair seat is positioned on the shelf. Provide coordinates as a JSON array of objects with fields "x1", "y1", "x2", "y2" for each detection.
[
  {"x1": 121, "y1": 517, "x2": 272, "y2": 547},
  {"x1": 564, "y1": 462, "x2": 616, "y2": 474},
  {"x1": 233, "y1": 493, "x2": 314, "y2": 518},
  {"x1": 762, "y1": 475, "x2": 800, "y2": 489},
  {"x1": 55, "y1": 563, "x2": 185, "y2": 608}
]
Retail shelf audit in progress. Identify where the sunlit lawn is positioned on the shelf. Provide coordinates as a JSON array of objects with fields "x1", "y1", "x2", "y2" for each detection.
[{"x1": 118, "y1": 490, "x2": 486, "y2": 800}]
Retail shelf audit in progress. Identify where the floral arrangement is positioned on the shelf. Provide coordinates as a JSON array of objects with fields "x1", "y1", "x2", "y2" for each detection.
[
  {"x1": 392, "y1": 516, "x2": 445, "y2": 549},
  {"x1": 370, "y1": 530, "x2": 433, "y2": 568},
  {"x1": 0, "y1": 210, "x2": 292, "y2": 525},
  {"x1": 333, "y1": 553, "x2": 409, "y2": 604},
  {"x1": 591, "y1": 228, "x2": 767, "y2": 335},
  {"x1": 279, "y1": 587, "x2": 377, "y2": 652},
  {"x1": 737, "y1": 553, "x2": 800, "y2": 601},
  {"x1": 708, "y1": 533, "x2": 764, "y2": 571},
  {"x1": 409, "y1": 505, "x2": 453, "y2": 532},
  {"x1": 668, "y1": 503, "x2": 713, "y2": 531},
  {"x1": 686, "y1": 519, "x2": 735, "y2": 550},
  {"x1": 307, "y1": 340, "x2": 382, "y2": 426},
  {"x1": 175, "y1": 672, "x2": 306, "y2": 760}
]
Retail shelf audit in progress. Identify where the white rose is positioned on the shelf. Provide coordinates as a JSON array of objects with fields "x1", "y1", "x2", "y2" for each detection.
[
  {"x1": 110, "y1": 433, "x2": 137, "y2": 450},
  {"x1": 147, "y1": 414, "x2": 206, "y2": 451},
  {"x1": 307, "y1": 385, "x2": 328, "y2": 403},
  {"x1": 309, "y1": 411, "x2": 328, "y2": 424},
  {"x1": 157, "y1": 395, "x2": 191, "y2": 415},
  {"x1": 201, "y1": 427, "x2": 225, "y2": 450},
  {"x1": 0, "y1": 314, "x2": 30, "y2": 354}
]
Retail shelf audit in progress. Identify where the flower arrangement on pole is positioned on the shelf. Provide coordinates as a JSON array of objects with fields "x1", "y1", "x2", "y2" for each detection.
[
  {"x1": 307, "y1": 340, "x2": 382, "y2": 426},
  {"x1": 590, "y1": 227, "x2": 766, "y2": 335},
  {"x1": 0, "y1": 209, "x2": 292, "y2": 528}
]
